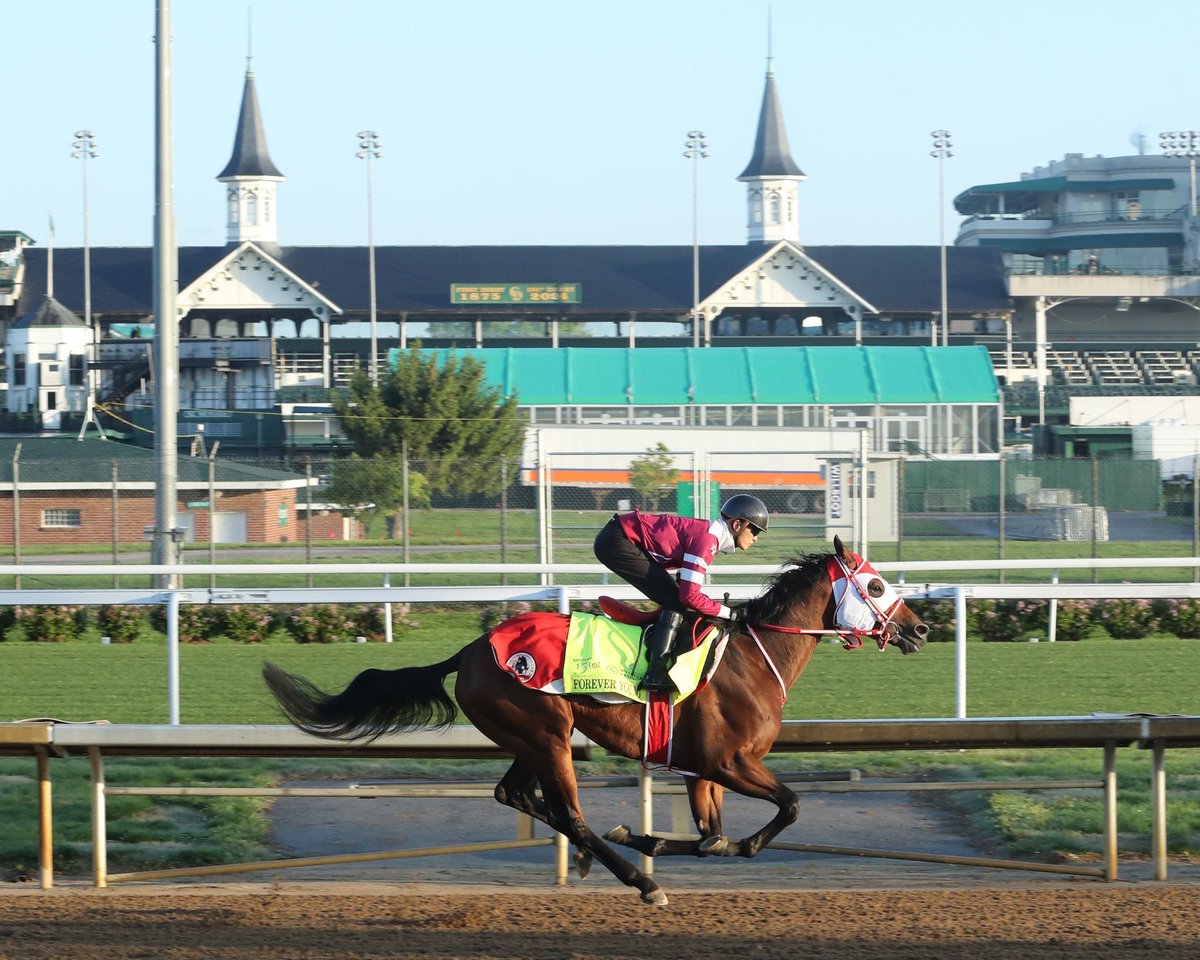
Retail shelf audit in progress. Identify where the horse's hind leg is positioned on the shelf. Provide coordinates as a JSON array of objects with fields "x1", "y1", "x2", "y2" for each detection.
[
  {"x1": 533, "y1": 748, "x2": 667, "y2": 904},
  {"x1": 605, "y1": 778, "x2": 726, "y2": 857},
  {"x1": 494, "y1": 759, "x2": 593, "y2": 879}
]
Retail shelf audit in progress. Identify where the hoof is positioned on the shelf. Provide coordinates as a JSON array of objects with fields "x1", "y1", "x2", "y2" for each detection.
[
  {"x1": 641, "y1": 887, "x2": 669, "y2": 906},
  {"x1": 604, "y1": 824, "x2": 632, "y2": 844},
  {"x1": 574, "y1": 849, "x2": 593, "y2": 880},
  {"x1": 697, "y1": 834, "x2": 728, "y2": 856}
]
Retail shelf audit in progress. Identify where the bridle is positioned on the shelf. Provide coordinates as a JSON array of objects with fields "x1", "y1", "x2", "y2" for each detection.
[
  {"x1": 732, "y1": 552, "x2": 905, "y2": 706},
  {"x1": 748, "y1": 552, "x2": 904, "y2": 651}
]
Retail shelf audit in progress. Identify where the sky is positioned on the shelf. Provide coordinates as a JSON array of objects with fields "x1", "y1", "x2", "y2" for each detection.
[{"x1": 3, "y1": 0, "x2": 1198, "y2": 251}]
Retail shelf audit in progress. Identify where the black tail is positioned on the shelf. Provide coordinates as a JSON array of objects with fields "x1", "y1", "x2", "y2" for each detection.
[{"x1": 262, "y1": 648, "x2": 465, "y2": 742}]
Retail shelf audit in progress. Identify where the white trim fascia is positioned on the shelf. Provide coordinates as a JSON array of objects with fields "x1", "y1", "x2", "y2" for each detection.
[
  {"x1": 703, "y1": 240, "x2": 878, "y2": 315},
  {"x1": 178, "y1": 241, "x2": 343, "y2": 317}
]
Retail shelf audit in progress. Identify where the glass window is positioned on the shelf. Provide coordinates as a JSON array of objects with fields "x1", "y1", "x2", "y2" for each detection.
[
  {"x1": 69, "y1": 354, "x2": 85, "y2": 386},
  {"x1": 228, "y1": 189, "x2": 239, "y2": 224},
  {"x1": 43, "y1": 508, "x2": 81, "y2": 528},
  {"x1": 246, "y1": 191, "x2": 258, "y2": 226},
  {"x1": 13, "y1": 354, "x2": 25, "y2": 386},
  {"x1": 757, "y1": 406, "x2": 780, "y2": 427},
  {"x1": 976, "y1": 405, "x2": 1000, "y2": 453},
  {"x1": 729, "y1": 406, "x2": 754, "y2": 426}
]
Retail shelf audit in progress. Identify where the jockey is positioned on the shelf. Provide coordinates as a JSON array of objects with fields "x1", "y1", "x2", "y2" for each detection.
[{"x1": 592, "y1": 494, "x2": 768, "y2": 693}]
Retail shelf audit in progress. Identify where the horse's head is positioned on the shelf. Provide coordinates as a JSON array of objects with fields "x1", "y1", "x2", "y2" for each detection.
[{"x1": 829, "y1": 536, "x2": 929, "y2": 654}]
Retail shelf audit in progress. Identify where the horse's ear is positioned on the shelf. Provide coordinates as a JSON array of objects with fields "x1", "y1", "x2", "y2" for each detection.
[{"x1": 833, "y1": 535, "x2": 850, "y2": 560}]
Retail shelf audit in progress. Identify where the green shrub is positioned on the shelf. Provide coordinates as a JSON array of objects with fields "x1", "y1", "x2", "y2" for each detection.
[
  {"x1": 221, "y1": 605, "x2": 275, "y2": 644},
  {"x1": 283, "y1": 604, "x2": 357, "y2": 643},
  {"x1": 904, "y1": 600, "x2": 962, "y2": 643},
  {"x1": 352, "y1": 603, "x2": 420, "y2": 642},
  {"x1": 1157, "y1": 599, "x2": 1200, "y2": 638},
  {"x1": 96, "y1": 605, "x2": 146, "y2": 644},
  {"x1": 1050, "y1": 600, "x2": 1092, "y2": 641},
  {"x1": 148, "y1": 604, "x2": 223, "y2": 643},
  {"x1": 0, "y1": 606, "x2": 16, "y2": 641},
  {"x1": 19, "y1": 605, "x2": 87, "y2": 643},
  {"x1": 1094, "y1": 597, "x2": 1157, "y2": 639},
  {"x1": 974, "y1": 599, "x2": 1046, "y2": 642}
]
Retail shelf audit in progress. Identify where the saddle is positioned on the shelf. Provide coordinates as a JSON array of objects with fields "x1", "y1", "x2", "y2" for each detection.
[{"x1": 488, "y1": 598, "x2": 727, "y2": 703}]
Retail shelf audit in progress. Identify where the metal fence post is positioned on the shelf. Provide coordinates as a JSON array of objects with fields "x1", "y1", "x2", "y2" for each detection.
[
  {"x1": 12, "y1": 444, "x2": 20, "y2": 590},
  {"x1": 305, "y1": 459, "x2": 314, "y2": 590},
  {"x1": 167, "y1": 590, "x2": 180, "y2": 725},
  {"x1": 955, "y1": 587, "x2": 968, "y2": 718},
  {"x1": 111, "y1": 459, "x2": 120, "y2": 588}
]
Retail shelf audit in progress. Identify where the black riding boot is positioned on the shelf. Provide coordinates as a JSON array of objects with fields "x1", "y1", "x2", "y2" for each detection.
[{"x1": 640, "y1": 610, "x2": 683, "y2": 693}]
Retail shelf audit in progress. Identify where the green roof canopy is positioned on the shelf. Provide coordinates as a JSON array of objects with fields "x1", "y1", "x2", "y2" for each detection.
[{"x1": 411, "y1": 346, "x2": 999, "y2": 406}]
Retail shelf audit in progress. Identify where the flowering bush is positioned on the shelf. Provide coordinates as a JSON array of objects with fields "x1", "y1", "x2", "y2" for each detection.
[
  {"x1": 1093, "y1": 597, "x2": 1157, "y2": 639},
  {"x1": 1050, "y1": 600, "x2": 1093, "y2": 642},
  {"x1": 222, "y1": 605, "x2": 275, "y2": 644},
  {"x1": 904, "y1": 601, "x2": 962, "y2": 643},
  {"x1": 18, "y1": 605, "x2": 88, "y2": 643},
  {"x1": 1156, "y1": 599, "x2": 1200, "y2": 638},
  {"x1": 974, "y1": 599, "x2": 1046, "y2": 642},
  {"x1": 96, "y1": 605, "x2": 146, "y2": 644},
  {"x1": 353, "y1": 603, "x2": 420, "y2": 642},
  {"x1": 284, "y1": 604, "x2": 358, "y2": 644},
  {"x1": 148, "y1": 605, "x2": 222, "y2": 643}
]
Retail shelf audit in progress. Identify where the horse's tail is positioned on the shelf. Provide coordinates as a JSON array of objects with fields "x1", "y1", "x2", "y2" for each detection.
[{"x1": 262, "y1": 644, "x2": 469, "y2": 742}]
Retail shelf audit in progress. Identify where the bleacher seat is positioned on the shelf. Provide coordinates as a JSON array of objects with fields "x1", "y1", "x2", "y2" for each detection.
[
  {"x1": 1045, "y1": 349, "x2": 1093, "y2": 385},
  {"x1": 1086, "y1": 350, "x2": 1143, "y2": 385},
  {"x1": 1137, "y1": 349, "x2": 1193, "y2": 385}
]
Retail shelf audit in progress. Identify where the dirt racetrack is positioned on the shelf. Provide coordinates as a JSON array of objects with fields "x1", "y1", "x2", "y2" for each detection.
[{"x1": 1, "y1": 884, "x2": 1198, "y2": 959}]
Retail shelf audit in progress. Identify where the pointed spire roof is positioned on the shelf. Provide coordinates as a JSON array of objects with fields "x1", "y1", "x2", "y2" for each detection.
[
  {"x1": 218, "y1": 64, "x2": 283, "y2": 180},
  {"x1": 13, "y1": 295, "x2": 87, "y2": 330},
  {"x1": 738, "y1": 62, "x2": 805, "y2": 180}
]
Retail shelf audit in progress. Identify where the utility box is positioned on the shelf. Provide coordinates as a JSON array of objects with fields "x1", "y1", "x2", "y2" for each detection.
[{"x1": 677, "y1": 481, "x2": 720, "y2": 519}]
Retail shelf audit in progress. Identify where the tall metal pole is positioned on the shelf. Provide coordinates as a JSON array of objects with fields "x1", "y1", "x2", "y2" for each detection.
[
  {"x1": 72, "y1": 131, "x2": 98, "y2": 401},
  {"x1": 357, "y1": 131, "x2": 382, "y2": 384},
  {"x1": 684, "y1": 131, "x2": 708, "y2": 348},
  {"x1": 931, "y1": 131, "x2": 953, "y2": 347},
  {"x1": 153, "y1": 0, "x2": 179, "y2": 585},
  {"x1": 1160, "y1": 131, "x2": 1200, "y2": 271}
]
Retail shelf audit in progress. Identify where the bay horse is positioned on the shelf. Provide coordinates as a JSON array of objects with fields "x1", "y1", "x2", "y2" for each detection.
[{"x1": 263, "y1": 536, "x2": 928, "y2": 905}]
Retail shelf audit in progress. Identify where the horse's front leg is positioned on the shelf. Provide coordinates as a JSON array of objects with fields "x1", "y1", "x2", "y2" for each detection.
[
  {"x1": 704, "y1": 750, "x2": 799, "y2": 858},
  {"x1": 605, "y1": 778, "x2": 725, "y2": 857}
]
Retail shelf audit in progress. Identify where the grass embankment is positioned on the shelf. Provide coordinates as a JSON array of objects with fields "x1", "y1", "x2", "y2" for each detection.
[{"x1": 1, "y1": 609, "x2": 1198, "y2": 878}]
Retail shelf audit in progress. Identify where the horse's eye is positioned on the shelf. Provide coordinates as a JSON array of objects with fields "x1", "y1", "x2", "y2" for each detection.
[{"x1": 867, "y1": 579, "x2": 885, "y2": 598}]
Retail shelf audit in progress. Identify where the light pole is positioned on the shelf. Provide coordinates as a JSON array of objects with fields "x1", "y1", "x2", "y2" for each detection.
[
  {"x1": 931, "y1": 130, "x2": 953, "y2": 347},
  {"x1": 72, "y1": 130, "x2": 98, "y2": 397},
  {"x1": 684, "y1": 131, "x2": 709, "y2": 348},
  {"x1": 356, "y1": 130, "x2": 382, "y2": 384},
  {"x1": 1160, "y1": 130, "x2": 1199, "y2": 219}
]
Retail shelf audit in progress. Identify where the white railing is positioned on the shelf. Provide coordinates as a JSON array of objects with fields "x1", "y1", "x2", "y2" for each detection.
[{"x1": 0, "y1": 557, "x2": 1197, "y2": 724}]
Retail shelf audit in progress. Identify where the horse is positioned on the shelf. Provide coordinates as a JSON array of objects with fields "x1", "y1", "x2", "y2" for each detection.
[{"x1": 263, "y1": 536, "x2": 929, "y2": 905}]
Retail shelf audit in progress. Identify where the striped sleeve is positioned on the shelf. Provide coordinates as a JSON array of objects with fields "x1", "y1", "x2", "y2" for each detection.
[{"x1": 676, "y1": 534, "x2": 726, "y2": 618}]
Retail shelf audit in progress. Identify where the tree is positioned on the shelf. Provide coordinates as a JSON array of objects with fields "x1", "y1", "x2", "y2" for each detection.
[
  {"x1": 331, "y1": 347, "x2": 525, "y2": 499},
  {"x1": 628, "y1": 442, "x2": 679, "y2": 512},
  {"x1": 322, "y1": 454, "x2": 430, "y2": 538}
]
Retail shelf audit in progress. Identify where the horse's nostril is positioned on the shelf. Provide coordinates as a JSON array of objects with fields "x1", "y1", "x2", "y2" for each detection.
[{"x1": 914, "y1": 622, "x2": 930, "y2": 639}]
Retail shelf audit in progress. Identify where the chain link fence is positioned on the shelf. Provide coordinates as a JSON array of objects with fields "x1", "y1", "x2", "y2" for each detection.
[{"x1": 0, "y1": 447, "x2": 1196, "y2": 585}]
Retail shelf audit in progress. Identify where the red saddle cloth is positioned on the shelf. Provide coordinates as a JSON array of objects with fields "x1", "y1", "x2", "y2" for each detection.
[{"x1": 487, "y1": 612, "x2": 572, "y2": 692}]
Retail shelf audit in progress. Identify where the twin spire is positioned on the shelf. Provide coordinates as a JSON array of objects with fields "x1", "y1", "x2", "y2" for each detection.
[
  {"x1": 217, "y1": 62, "x2": 284, "y2": 246},
  {"x1": 214, "y1": 47, "x2": 803, "y2": 247}
]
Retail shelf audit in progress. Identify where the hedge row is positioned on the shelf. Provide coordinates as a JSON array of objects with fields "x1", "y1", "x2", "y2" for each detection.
[
  {"x1": 0, "y1": 603, "x2": 419, "y2": 644},
  {"x1": 911, "y1": 597, "x2": 1200, "y2": 642}
]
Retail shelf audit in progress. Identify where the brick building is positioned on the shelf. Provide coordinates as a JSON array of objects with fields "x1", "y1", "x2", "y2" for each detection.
[{"x1": 0, "y1": 437, "x2": 358, "y2": 545}]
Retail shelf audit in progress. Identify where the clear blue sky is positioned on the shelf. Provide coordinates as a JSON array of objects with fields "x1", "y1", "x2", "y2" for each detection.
[{"x1": 4, "y1": 0, "x2": 1196, "y2": 250}]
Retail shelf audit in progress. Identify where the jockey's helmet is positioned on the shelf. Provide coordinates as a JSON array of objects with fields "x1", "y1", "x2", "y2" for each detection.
[{"x1": 719, "y1": 494, "x2": 769, "y2": 533}]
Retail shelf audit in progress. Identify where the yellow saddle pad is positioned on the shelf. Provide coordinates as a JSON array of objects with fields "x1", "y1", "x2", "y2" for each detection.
[{"x1": 562, "y1": 612, "x2": 720, "y2": 704}]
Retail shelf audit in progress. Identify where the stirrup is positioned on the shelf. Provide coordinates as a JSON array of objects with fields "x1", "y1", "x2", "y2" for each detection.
[{"x1": 639, "y1": 665, "x2": 677, "y2": 693}]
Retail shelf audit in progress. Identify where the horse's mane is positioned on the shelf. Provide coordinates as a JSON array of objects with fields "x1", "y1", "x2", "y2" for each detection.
[{"x1": 744, "y1": 552, "x2": 833, "y2": 625}]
